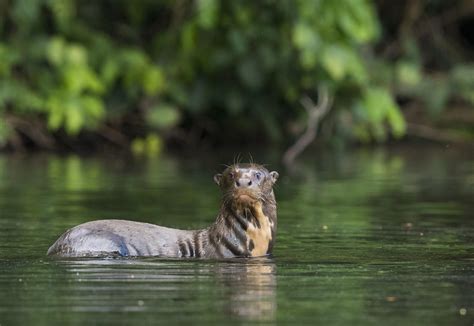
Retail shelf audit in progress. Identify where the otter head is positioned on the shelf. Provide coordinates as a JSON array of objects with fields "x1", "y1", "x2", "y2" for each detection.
[{"x1": 214, "y1": 163, "x2": 279, "y2": 210}]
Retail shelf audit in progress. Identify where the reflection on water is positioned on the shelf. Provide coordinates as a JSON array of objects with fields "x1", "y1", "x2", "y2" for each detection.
[
  {"x1": 51, "y1": 258, "x2": 276, "y2": 321},
  {"x1": 0, "y1": 146, "x2": 473, "y2": 324},
  {"x1": 213, "y1": 260, "x2": 276, "y2": 320}
]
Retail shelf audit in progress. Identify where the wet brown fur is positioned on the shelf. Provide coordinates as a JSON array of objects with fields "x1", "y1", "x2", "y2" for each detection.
[
  {"x1": 211, "y1": 163, "x2": 278, "y2": 258},
  {"x1": 47, "y1": 163, "x2": 278, "y2": 258}
]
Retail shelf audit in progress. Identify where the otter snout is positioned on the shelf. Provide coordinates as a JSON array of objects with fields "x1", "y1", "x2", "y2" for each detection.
[{"x1": 235, "y1": 177, "x2": 253, "y2": 188}]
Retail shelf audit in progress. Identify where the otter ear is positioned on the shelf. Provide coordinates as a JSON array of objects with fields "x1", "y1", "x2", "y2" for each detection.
[
  {"x1": 213, "y1": 173, "x2": 222, "y2": 186},
  {"x1": 270, "y1": 171, "x2": 279, "y2": 184}
]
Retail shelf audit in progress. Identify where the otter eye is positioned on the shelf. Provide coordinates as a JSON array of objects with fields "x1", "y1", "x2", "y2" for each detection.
[
  {"x1": 255, "y1": 172, "x2": 262, "y2": 180},
  {"x1": 229, "y1": 172, "x2": 235, "y2": 178}
]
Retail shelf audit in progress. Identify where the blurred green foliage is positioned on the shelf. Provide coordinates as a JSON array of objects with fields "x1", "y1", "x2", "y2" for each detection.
[{"x1": 0, "y1": 0, "x2": 472, "y2": 150}]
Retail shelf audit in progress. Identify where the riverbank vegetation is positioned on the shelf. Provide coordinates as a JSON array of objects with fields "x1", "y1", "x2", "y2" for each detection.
[{"x1": 0, "y1": 0, "x2": 473, "y2": 153}]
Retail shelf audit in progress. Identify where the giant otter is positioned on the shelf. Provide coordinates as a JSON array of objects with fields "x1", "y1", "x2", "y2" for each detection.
[{"x1": 47, "y1": 163, "x2": 279, "y2": 258}]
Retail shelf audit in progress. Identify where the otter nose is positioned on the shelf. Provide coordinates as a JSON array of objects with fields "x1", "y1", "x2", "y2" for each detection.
[{"x1": 235, "y1": 177, "x2": 252, "y2": 188}]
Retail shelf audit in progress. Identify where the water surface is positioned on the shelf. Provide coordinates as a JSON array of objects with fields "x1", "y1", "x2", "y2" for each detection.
[{"x1": 0, "y1": 147, "x2": 473, "y2": 325}]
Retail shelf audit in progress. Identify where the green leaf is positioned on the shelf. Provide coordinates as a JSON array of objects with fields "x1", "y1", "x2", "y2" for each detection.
[
  {"x1": 396, "y1": 61, "x2": 422, "y2": 86},
  {"x1": 144, "y1": 133, "x2": 162, "y2": 156},
  {"x1": 361, "y1": 87, "x2": 405, "y2": 139},
  {"x1": 131, "y1": 138, "x2": 145, "y2": 155},
  {"x1": 131, "y1": 134, "x2": 163, "y2": 156},
  {"x1": 65, "y1": 100, "x2": 83, "y2": 135},
  {"x1": 48, "y1": 0, "x2": 75, "y2": 27},
  {"x1": 338, "y1": 0, "x2": 379, "y2": 42},
  {"x1": 321, "y1": 46, "x2": 348, "y2": 81},
  {"x1": 47, "y1": 37, "x2": 66, "y2": 66},
  {"x1": 66, "y1": 44, "x2": 87, "y2": 66},
  {"x1": 181, "y1": 24, "x2": 197, "y2": 55},
  {"x1": 387, "y1": 103, "x2": 406, "y2": 138},
  {"x1": 100, "y1": 59, "x2": 120, "y2": 86},
  {"x1": 121, "y1": 49, "x2": 149, "y2": 91},
  {"x1": 363, "y1": 88, "x2": 387, "y2": 124},
  {"x1": 63, "y1": 65, "x2": 104, "y2": 94},
  {"x1": 0, "y1": 44, "x2": 19, "y2": 77},
  {"x1": 81, "y1": 95, "x2": 105, "y2": 120},
  {"x1": 147, "y1": 104, "x2": 181, "y2": 129},
  {"x1": 321, "y1": 46, "x2": 367, "y2": 83},
  {"x1": 197, "y1": 0, "x2": 218, "y2": 29},
  {"x1": 293, "y1": 23, "x2": 320, "y2": 50},
  {"x1": 142, "y1": 66, "x2": 165, "y2": 96},
  {"x1": 293, "y1": 23, "x2": 320, "y2": 68},
  {"x1": 46, "y1": 96, "x2": 63, "y2": 130}
]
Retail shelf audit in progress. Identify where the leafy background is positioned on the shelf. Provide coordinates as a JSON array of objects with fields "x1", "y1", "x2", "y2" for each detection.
[{"x1": 0, "y1": 0, "x2": 472, "y2": 152}]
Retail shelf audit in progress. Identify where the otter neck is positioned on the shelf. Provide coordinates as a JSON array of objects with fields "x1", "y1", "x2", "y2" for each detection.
[{"x1": 208, "y1": 195, "x2": 277, "y2": 258}]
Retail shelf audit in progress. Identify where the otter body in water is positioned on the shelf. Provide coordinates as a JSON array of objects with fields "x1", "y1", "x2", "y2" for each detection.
[{"x1": 47, "y1": 163, "x2": 279, "y2": 258}]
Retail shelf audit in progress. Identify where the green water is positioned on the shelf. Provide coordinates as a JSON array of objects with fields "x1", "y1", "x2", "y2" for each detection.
[{"x1": 0, "y1": 147, "x2": 473, "y2": 325}]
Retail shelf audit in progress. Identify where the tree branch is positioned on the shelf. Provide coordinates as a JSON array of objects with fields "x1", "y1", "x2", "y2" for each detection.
[
  {"x1": 5, "y1": 115, "x2": 55, "y2": 150},
  {"x1": 406, "y1": 123, "x2": 469, "y2": 144},
  {"x1": 282, "y1": 86, "x2": 333, "y2": 167},
  {"x1": 97, "y1": 125, "x2": 129, "y2": 147}
]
